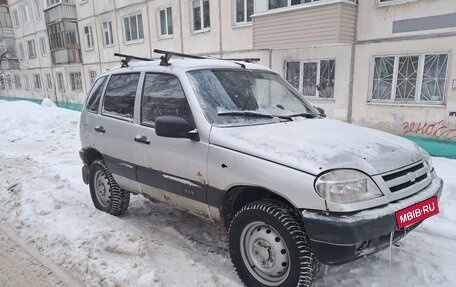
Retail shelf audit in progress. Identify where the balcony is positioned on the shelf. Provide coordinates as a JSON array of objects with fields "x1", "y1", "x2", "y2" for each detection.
[
  {"x1": 51, "y1": 49, "x2": 81, "y2": 64},
  {"x1": 44, "y1": 3, "x2": 77, "y2": 24},
  {"x1": 252, "y1": 0, "x2": 357, "y2": 49}
]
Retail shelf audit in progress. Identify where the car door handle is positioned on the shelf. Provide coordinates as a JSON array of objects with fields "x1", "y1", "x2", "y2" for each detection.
[
  {"x1": 134, "y1": 135, "x2": 150, "y2": 145},
  {"x1": 94, "y1": 126, "x2": 106, "y2": 133}
]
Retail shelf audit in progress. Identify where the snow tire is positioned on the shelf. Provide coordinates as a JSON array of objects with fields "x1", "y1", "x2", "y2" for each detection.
[
  {"x1": 229, "y1": 200, "x2": 319, "y2": 287},
  {"x1": 89, "y1": 159, "x2": 130, "y2": 216}
]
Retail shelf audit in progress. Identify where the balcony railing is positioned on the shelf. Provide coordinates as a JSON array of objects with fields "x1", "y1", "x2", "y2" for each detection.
[
  {"x1": 51, "y1": 48, "x2": 81, "y2": 64},
  {"x1": 44, "y1": 3, "x2": 77, "y2": 24}
]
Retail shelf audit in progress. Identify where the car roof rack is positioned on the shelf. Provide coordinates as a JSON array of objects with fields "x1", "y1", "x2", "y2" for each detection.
[
  {"x1": 153, "y1": 49, "x2": 261, "y2": 69},
  {"x1": 154, "y1": 49, "x2": 207, "y2": 66},
  {"x1": 114, "y1": 53, "x2": 153, "y2": 68}
]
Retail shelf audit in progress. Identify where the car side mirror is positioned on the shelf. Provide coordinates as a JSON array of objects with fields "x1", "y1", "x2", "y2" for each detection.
[
  {"x1": 314, "y1": 106, "x2": 326, "y2": 117},
  {"x1": 155, "y1": 116, "x2": 199, "y2": 141}
]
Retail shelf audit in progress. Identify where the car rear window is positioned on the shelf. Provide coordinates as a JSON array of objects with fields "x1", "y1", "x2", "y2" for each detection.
[
  {"x1": 102, "y1": 73, "x2": 140, "y2": 120},
  {"x1": 86, "y1": 76, "x2": 107, "y2": 113}
]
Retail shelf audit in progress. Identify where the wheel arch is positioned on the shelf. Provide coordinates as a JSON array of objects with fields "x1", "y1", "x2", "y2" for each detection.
[
  {"x1": 81, "y1": 147, "x2": 103, "y2": 166},
  {"x1": 220, "y1": 185, "x2": 299, "y2": 229}
]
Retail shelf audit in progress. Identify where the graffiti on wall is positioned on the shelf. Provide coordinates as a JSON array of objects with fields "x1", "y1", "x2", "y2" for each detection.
[{"x1": 403, "y1": 120, "x2": 456, "y2": 140}]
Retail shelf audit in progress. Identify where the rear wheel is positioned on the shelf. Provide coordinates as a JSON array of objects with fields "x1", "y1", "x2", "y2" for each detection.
[
  {"x1": 89, "y1": 160, "x2": 130, "y2": 216},
  {"x1": 229, "y1": 200, "x2": 319, "y2": 287}
]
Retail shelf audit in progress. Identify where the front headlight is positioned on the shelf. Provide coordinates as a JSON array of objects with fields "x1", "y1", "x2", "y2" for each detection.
[
  {"x1": 419, "y1": 146, "x2": 433, "y2": 171},
  {"x1": 314, "y1": 169, "x2": 383, "y2": 204}
]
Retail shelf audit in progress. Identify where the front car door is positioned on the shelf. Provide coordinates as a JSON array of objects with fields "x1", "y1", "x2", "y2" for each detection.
[{"x1": 134, "y1": 72, "x2": 211, "y2": 218}]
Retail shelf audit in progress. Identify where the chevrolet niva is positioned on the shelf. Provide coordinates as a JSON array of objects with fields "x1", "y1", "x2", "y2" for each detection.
[{"x1": 79, "y1": 51, "x2": 443, "y2": 287}]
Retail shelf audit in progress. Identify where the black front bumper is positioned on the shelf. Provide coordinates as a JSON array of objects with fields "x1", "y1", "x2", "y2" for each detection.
[{"x1": 301, "y1": 177, "x2": 443, "y2": 265}]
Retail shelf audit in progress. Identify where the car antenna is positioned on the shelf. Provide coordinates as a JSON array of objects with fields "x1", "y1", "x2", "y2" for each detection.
[
  {"x1": 154, "y1": 49, "x2": 207, "y2": 66},
  {"x1": 114, "y1": 53, "x2": 153, "y2": 68}
]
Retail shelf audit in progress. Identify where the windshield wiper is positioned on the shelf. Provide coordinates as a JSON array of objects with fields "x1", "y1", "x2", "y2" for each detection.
[
  {"x1": 280, "y1": 113, "x2": 321, "y2": 119},
  {"x1": 218, "y1": 111, "x2": 276, "y2": 119}
]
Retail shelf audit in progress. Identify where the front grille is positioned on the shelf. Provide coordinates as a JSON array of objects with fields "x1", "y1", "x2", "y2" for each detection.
[{"x1": 382, "y1": 162, "x2": 430, "y2": 193}]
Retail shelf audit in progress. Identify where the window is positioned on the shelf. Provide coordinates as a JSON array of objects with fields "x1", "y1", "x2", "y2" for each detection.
[
  {"x1": 46, "y1": 73, "x2": 53, "y2": 90},
  {"x1": 33, "y1": 74, "x2": 42, "y2": 90},
  {"x1": 102, "y1": 21, "x2": 113, "y2": 46},
  {"x1": 57, "y1": 72, "x2": 65, "y2": 91},
  {"x1": 70, "y1": 72, "x2": 82, "y2": 91},
  {"x1": 14, "y1": 75, "x2": 22, "y2": 89},
  {"x1": 378, "y1": 0, "x2": 415, "y2": 5},
  {"x1": 12, "y1": 9, "x2": 20, "y2": 27},
  {"x1": 47, "y1": 0, "x2": 73, "y2": 7},
  {"x1": 39, "y1": 37, "x2": 47, "y2": 55},
  {"x1": 285, "y1": 59, "x2": 336, "y2": 98},
  {"x1": 371, "y1": 53, "x2": 448, "y2": 103},
  {"x1": 86, "y1": 76, "x2": 107, "y2": 113},
  {"x1": 18, "y1": 42, "x2": 24, "y2": 59},
  {"x1": 269, "y1": 0, "x2": 345, "y2": 9},
  {"x1": 27, "y1": 39, "x2": 37, "y2": 58},
  {"x1": 23, "y1": 74, "x2": 30, "y2": 90},
  {"x1": 235, "y1": 0, "x2": 254, "y2": 24},
  {"x1": 141, "y1": 73, "x2": 192, "y2": 125},
  {"x1": 158, "y1": 7, "x2": 173, "y2": 37},
  {"x1": 35, "y1": 1, "x2": 42, "y2": 19},
  {"x1": 0, "y1": 9, "x2": 13, "y2": 28},
  {"x1": 102, "y1": 73, "x2": 140, "y2": 119},
  {"x1": 20, "y1": 4, "x2": 31, "y2": 24},
  {"x1": 123, "y1": 14, "x2": 144, "y2": 42},
  {"x1": 5, "y1": 75, "x2": 12, "y2": 90},
  {"x1": 89, "y1": 70, "x2": 97, "y2": 85},
  {"x1": 83, "y1": 26, "x2": 94, "y2": 49},
  {"x1": 192, "y1": 0, "x2": 210, "y2": 32}
]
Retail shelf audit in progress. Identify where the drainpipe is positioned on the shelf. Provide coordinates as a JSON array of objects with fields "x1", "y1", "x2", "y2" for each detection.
[
  {"x1": 218, "y1": 0, "x2": 223, "y2": 58},
  {"x1": 179, "y1": 0, "x2": 184, "y2": 53},
  {"x1": 91, "y1": 0, "x2": 102, "y2": 72},
  {"x1": 347, "y1": 1, "x2": 359, "y2": 123}
]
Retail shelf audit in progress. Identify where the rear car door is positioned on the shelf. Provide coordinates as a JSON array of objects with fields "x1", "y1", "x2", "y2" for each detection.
[
  {"x1": 96, "y1": 73, "x2": 142, "y2": 193},
  {"x1": 80, "y1": 76, "x2": 108, "y2": 148},
  {"x1": 134, "y1": 72, "x2": 210, "y2": 218}
]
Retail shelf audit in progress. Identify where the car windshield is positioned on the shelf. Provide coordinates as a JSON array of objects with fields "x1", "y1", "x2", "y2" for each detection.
[{"x1": 187, "y1": 69, "x2": 319, "y2": 126}]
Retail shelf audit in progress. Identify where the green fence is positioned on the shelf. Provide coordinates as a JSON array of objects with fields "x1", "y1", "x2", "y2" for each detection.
[
  {"x1": 1, "y1": 96, "x2": 455, "y2": 158},
  {"x1": 0, "y1": 96, "x2": 83, "y2": 112}
]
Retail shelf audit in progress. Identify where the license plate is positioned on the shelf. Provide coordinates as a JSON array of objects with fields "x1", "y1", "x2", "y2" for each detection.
[{"x1": 395, "y1": 197, "x2": 439, "y2": 229}]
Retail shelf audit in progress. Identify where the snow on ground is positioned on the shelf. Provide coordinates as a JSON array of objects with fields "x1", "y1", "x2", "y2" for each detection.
[{"x1": 0, "y1": 100, "x2": 455, "y2": 287}]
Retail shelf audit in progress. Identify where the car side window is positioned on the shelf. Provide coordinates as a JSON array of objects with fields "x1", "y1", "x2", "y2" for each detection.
[
  {"x1": 86, "y1": 76, "x2": 107, "y2": 113},
  {"x1": 102, "y1": 73, "x2": 140, "y2": 120},
  {"x1": 141, "y1": 73, "x2": 192, "y2": 126}
]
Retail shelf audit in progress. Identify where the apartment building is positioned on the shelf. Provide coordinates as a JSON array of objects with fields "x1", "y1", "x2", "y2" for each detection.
[
  {"x1": 6, "y1": 0, "x2": 55, "y2": 100},
  {"x1": 0, "y1": 0, "x2": 20, "y2": 93},
  {"x1": 1, "y1": 0, "x2": 455, "y2": 151},
  {"x1": 75, "y1": 0, "x2": 271, "y2": 95}
]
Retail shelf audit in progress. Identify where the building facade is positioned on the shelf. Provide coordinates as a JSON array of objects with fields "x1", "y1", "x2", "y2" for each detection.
[
  {"x1": 351, "y1": 0, "x2": 456, "y2": 148},
  {"x1": 1, "y1": 0, "x2": 455, "y2": 150}
]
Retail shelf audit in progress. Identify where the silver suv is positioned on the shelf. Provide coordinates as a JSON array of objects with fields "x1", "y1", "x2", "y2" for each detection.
[{"x1": 79, "y1": 51, "x2": 443, "y2": 287}]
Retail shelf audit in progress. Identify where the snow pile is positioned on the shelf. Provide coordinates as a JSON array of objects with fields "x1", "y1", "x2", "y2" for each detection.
[
  {"x1": 41, "y1": 97, "x2": 57, "y2": 107},
  {"x1": 0, "y1": 100, "x2": 455, "y2": 286}
]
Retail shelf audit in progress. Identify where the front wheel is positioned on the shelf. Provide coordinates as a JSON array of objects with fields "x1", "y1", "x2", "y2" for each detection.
[
  {"x1": 229, "y1": 200, "x2": 319, "y2": 287},
  {"x1": 89, "y1": 159, "x2": 130, "y2": 216}
]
